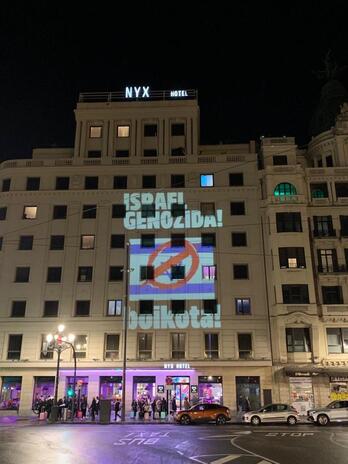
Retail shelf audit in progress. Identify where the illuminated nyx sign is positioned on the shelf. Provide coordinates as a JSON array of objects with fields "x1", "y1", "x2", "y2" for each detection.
[{"x1": 124, "y1": 87, "x2": 189, "y2": 99}]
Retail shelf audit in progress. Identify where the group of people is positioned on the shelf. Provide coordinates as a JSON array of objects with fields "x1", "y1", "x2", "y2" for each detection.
[
  {"x1": 32, "y1": 395, "x2": 101, "y2": 421},
  {"x1": 130, "y1": 395, "x2": 191, "y2": 419}
]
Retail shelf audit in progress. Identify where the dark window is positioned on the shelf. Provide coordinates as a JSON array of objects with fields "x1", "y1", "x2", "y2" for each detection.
[
  {"x1": 310, "y1": 183, "x2": 328, "y2": 199},
  {"x1": 109, "y1": 266, "x2": 123, "y2": 281},
  {"x1": 144, "y1": 124, "x2": 157, "y2": 137},
  {"x1": 47, "y1": 267, "x2": 62, "y2": 283},
  {"x1": 142, "y1": 175, "x2": 156, "y2": 188},
  {"x1": 143, "y1": 149, "x2": 157, "y2": 157},
  {"x1": 53, "y1": 205, "x2": 67, "y2": 219},
  {"x1": 171, "y1": 333, "x2": 185, "y2": 359},
  {"x1": 0, "y1": 207, "x2": 7, "y2": 220},
  {"x1": 282, "y1": 285, "x2": 309, "y2": 304},
  {"x1": 326, "y1": 155, "x2": 334, "y2": 167},
  {"x1": 2, "y1": 178, "x2": 11, "y2": 192},
  {"x1": 113, "y1": 176, "x2": 127, "y2": 189},
  {"x1": 201, "y1": 233, "x2": 216, "y2": 247},
  {"x1": 313, "y1": 216, "x2": 334, "y2": 237},
  {"x1": 327, "y1": 328, "x2": 348, "y2": 353},
  {"x1": 139, "y1": 300, "x2": 153, "y2": 315},
  {"x1": 286, "y1": 328, "x2": 311, "y2": 352},
  {"x1": 87, "y1": 150, "x2": 101, "y2": 158},
  {"x1": 171, "y1": 147, "x2": 185, "y2": 156},
  {"x1": 238, "y1": 334, "x2": 252, "y2": 358},
  {"x1": 345, "y1": 249, "x2": 348, "y2": 269},
  {"x1": 171, "y1": 123, "x2": 185, "y2": 136},
  {"x1": 141, "y1": 234, "x2": 155, "y2": 248},
  {"x1": 322, "y1": 286, "x2": 343, "y2": 304},
  {"x1": 83, "y1": 205, "x2": 97, "y2": 219},
  {"x1": 171, "y1": 265, "x2": 185, "y2": 279},
  {"x1": 317, "y1": 159, "x2": 323, "y2": 167},
  {"x1": 138, "y1": 333, "x2": 152, "y2": 359},
  {"x1": 235, "y1": 298, "x2": 251, "y2": 315},
  {"x1": 15, "y1": 267, "x2": 30, "y2": 282},
  {"x1": 336, "y1": 182, "x2": 348, "y2": 198},
  {"x1": 340, "y1": 216, "x2": 348, "y2": 237},
  {"x1": 104, "y1": 334, "x2": 120, "y2": 360},
  {"x1": 203, "y1": 299, "x2": 217, "y2": 314},
  {"x1": 229, "y1": 173, "x2": 244, "y2": 186},
  {"x1": 75, "y1": 301, "x2": 90, "y2": 317},
  {"x1": 115, "y1": 150, "x2": 129, "y2": 158},
  {"x1": 318, "y1": 249, "x2": 338, "y2": 272},
  {"x1": 171, "y1": 203, "x2": 185, "y2": 217},
  {"x1": 112, "y1": 204, "x2": 126, "y2": 218},
  {"x1": 141, "y1": 204, "x2": 155, "y2": 218},
  {"x1": 55, "y1": 177, "x2": 70, "y2": 190},
  {"x1": 11, "y1": 301, "x2": 26, "y2": 317},
  {"x1": 171, "y1": 174, "x2": 185, "y2": 188},
  {"x1": 85, "y1": 176, "x2": 98, "y2": 190},
  {"x1": 276, "y1": 212, "x2": 302, "y2": 232},
  {"x1": 43, "y1": 301, "x2": 59, "y2": 317},
  {"x1": 0, "y1": 237, "x2": 3, "y2": 250},
  {"x1": 233, "y1": 264, "x2": 249, "y2": 279},
  {"x1": 232, "y1": 232, "x2": 247, "y2": 247},
  {"x1": 110, "y1": 234, "x2": 125, "y2": 248},
  {"x1": 26, "y1": 177, "x2": 40, "y2": 191},
  {"x1": 171, "y1": 233, "x2": 185, "y2": 247},
  {"x1": 171, "y1": 300, "x2": 185, "y2": 314},
  {"x1": 7, "y1": 335, "x2": 22, "y2": 360},
  {"x1": 78, "y1": 266, "x2": 93, "y2": 282},
  {"x1": 279, "y1": 247, "x2": 306, "y2": 268},
  {"x1": 200, "y1": 202, "x2": 215, "y2": 215},
  {"x1": 50, "y1": 235, "x2": 64, "y2": 250},
  {"x1": 230, "y1": 202, "x2": 245, "y2": 215},
  {"x1": 19, "y1": 235, "x2": 33, "y2": 250},
  {"x1": 140, "y1": 266, "x2": 154, "y2": 280},
  {"x1": 273, "y1": 155, "x2": 288, "y2": 165}
]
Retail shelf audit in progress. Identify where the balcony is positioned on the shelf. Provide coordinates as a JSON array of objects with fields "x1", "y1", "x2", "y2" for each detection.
[
  {"x1": 313, "y1": 229, "x2": 336, "y2": 238},
  {"x1": 318, "y1": 265, "x2": 348, "y2": 274}
]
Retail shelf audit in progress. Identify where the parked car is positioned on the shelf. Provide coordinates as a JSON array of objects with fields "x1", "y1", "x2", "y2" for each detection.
[
  {"x1": 242, "y1": 403, "x2": 299, "y2": 425},
  {"x1": 307, "y1": 400, "x2": 348, "y2": 426},
  {"x1": 175, "y1": 403, "x2": 231, "y2": 425}
]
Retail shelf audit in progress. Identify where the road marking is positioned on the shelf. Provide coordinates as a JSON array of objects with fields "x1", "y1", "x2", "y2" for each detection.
[
  {"x1": 330, "y1": 432, "x2": 348, "y2": 449},
  {"x1": 265, "y1": 432, "x2": 314, "y2": 437},
  {"x1": 230, "y1": 436, "x2": 280, "y2": 464},
  {"x1": 211, "y1": 455, "x2": 242, "y2": 463},
  {"x1": 199, "y1": 431, "x2": 252, "y2": 440}
]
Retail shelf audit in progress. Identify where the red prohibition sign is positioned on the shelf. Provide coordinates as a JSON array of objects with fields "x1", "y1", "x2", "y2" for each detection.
[{"x1": 146, "y1": 240, "x2": 199, "y2": 289}]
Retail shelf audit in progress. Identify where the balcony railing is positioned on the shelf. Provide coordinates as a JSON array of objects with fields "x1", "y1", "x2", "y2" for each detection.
[
  {"x1": 313, "y1": 229, "x2": 336, "y2": 237},
  {"x1": 318, "y1": 265, "x2": 348, "y2": 273}
]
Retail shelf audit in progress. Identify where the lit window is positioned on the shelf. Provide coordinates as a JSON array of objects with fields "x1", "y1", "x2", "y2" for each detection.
[
  {"x1": 117, "y1": 125, "x2": 130, "y2": 137},
  {"x1": 200, "y1": 174, "x2": 214, "y2": 187},
  {"x1": 235, "y1": 298, "x2": 251, "y2": 315},
  {"x1": 81, "y1": 235, "x2": 95, "y2": 250},
  {"x1": 23, "y1": 206, "x2": 37, "y2": 219},
  {"x1": 89, "y1": 126, "x2": 102, "y2": 138},
  {"x1": 274, "y1": 183, "x2": 297, "y2": 196},
  {"x1": 288, "y1": 258, "x2": 298, "y2": 268},
  {"x1": 202, "y1": 265, "x2": 216, "y2": 280},
  {"x1": 107, "y1": 300, "x2": 122, "y2": 316}
]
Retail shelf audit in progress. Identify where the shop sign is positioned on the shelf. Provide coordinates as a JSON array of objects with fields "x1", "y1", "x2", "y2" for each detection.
[
  {"x1": 170, "y1": 90, "x2": 188, "y2": 97},
  {"x1": 157, "y1": 385, "x2": 165, "y2": 394},
  {"x1": 125, "y1": 86, "x2": 150, "y2": 99},
  {"x1": 330, "y1": 376, "x2": 348, "y2": 382},
  {"x1": 164, "y1": 363, "x2": 191, "y2": 369},
  {"x1": 190, "y1": 385, "x2": 198, "y2": 394}
]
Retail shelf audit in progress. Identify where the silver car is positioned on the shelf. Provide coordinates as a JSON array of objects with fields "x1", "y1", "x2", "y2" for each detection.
[
  {"x1": 307, "y1": 400, "x2": 348, "y2": 426},
  {"x1": 242, "y1": 403, "x2": 299, "y2": 425}
]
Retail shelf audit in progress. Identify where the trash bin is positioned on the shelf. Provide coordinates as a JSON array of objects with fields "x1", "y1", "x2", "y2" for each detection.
[
  {"x1": 49, "y1": 405, "x2": 59, "y2": 423},
  {"x1": 99, "y1": 399, "x2": 111, "y2": 424},
  {"x1": 62, "y1": 407, "x2": 68, "y2": 421}
]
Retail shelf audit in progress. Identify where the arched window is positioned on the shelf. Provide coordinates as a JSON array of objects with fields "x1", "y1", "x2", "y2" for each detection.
[{"x1": 274, "y1": 183, "x2": 297, "y2": 196}]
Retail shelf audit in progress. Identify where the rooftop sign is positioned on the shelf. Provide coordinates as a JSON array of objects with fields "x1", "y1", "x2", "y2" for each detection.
[{"x1": 79, "y1": 89, "x2": 197, "y2": 103}]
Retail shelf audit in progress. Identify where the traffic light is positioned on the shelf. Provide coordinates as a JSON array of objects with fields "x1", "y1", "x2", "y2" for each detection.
[{"x1": 67, "y1": 387, "x2": 74, "y2": 397}]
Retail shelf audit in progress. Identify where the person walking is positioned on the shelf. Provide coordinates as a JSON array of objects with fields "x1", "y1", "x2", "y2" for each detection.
[
  {"x1": 171, "y1": 395, "x2": 177, "y2": 415},
  {"x1": 183, "y1": 397, "x2": 190, "y2": 410},
  {"x1": 90, "y1": 397, "x2": 97, "y2": 422},
  {"x1": 131, "y1": 399, "x2": 138, "y2": 419},
  {"x1": 114, "y1": 399, "x2": 121, "y2": 421}
]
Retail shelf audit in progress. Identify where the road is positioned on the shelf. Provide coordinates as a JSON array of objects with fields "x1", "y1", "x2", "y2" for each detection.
[{"x1": 0, "y1": 423, "x2": 347, "y2": 464}]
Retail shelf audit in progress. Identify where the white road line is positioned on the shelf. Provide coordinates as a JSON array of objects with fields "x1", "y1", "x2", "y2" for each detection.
[
  {"x1": 211, "y1": 455, "x2": 242, "y2": 463},
  {"x1": 231, "y1": 436, "x2": 281, "y2": 464}
]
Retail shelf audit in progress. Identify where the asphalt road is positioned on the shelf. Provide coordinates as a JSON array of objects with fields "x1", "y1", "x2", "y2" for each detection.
[{"x1": 0, "y1": 423, "x2": 347, "y2": 464}]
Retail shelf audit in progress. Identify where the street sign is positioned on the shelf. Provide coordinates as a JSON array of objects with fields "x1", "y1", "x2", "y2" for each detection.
[
  {"x1": 190, "y1": 385, "x2": 198, "y2": 394},
  {"x1": 157, "y1": 385, "x2": 165, "y2": 394}
]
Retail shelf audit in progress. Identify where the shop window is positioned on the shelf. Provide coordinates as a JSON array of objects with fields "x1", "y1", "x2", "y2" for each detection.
[
  {"x1": 276, "y1": 212, "x2": 302, "y2": 232},
  {"x1": 141, "y1": 204, "x2": 155, "y2": 218},
  {"x1": 133, "y1": 376, "x2": 156, "y2": 402},
  {"x1": 82, "y1": 204, "x2": 97, "y2": 219},
  {"x1": 143, "y1": 149, "x2": 157, "y2": 157},
  {"x1": 273, "y1": 155, "x2": 288, "y2": 166},
  {"x1": 335, "y1": 182, "x2": 348, "y2": 198},
  {"x1": 198, "y1": 376, "x2": 223, "y2": 404},
  {"x1": 107, "y1": 300, "x2": 122, "y2": 316},
  {"x1": 55, "y1": 177, "x2": 70, "y2": 190},
  {"x1": 171, "y1": 123, "x2": 185, "y2": 136},
  {"x1": 50, "y1": 235, "x2": 65, "y2": 250},
  {"x1": 279, "y1": 247, "x2": 306, "y2": 269},
  {"x1": 33, "y1": 377, "x2": 55, "y2": 403},
  {"x1": 200, "y1": 174, "x2": 214, "y2": 187},
  {"x1": 235, "y1": 298, "x2": 251, "y2": 315},
  {"x1": 201, "y1": 233, "x2": 216, "y2": 247},
  {"x1": 200, "y1": 202, "x2": 215, "y2": 216},
  {"x1": 233, "y1": 264, "x2": 249, "y2": 279},
  {"x1": 274, "y1": 183, "x2": 297, "y2": 196},
  {"x1": 171, "y1": 233, "x2": 185, "y2": 247},
  {"x1": 232, "y1": 232, "x2": 247, "y2": 247},
  {"x1": 0, "y1": 207, "x2": 7, "y2": 220},
  {"x1": 171, "y1": 265, "x2": 185, "y2": 279},
  {"x1": 142, "y1": 175, "x2": 156, "y2": 188},
  {"x1": 2, "y1": 178, "x2": 11, "y2": 192},
  {"x1": 67, "y1": 376, "x2": 88, "y2": 397},
  {"x1": 74, "y1": 335, "x2": 88, "y2": 358},
  {"x1": 117, "y1": 125, "x2": 130, "y2": 137},
  {"x1": 110, "y1": 234, "x2": 125, "y2": 248},
  {"x1": 340, "y1": 216, "x2": 348, "y2": 237},
  {"x1": 140, "y1": 265, "x2": 154, "y2": 280},
  {"x1": 202, "y1": 265, "x2": 216, "y2": 280},
  {"x1": 171, "y1": 203, "x2": 185, "y2": 217},
  {"x1": 15, "y1": 267, "x2": 30, "y2": 282},
  {"x1": 313, "y1": 215, "x2": 335, "y2": 237},
  {"x1": 229, "y1": 173, "x2": 244, "y2": 186},
  {"x1": 230, "y1": 202, "x2": 245, "y2": 215},
  {"x1": 75, "y1": 301, "x2": 90, "y2": 317},
  {"x1": 141, "y1": 234, "x2": 155, "y2": 248},
  {"x1": 84, "y1": 176, "x2": 98, "y2": 190},
  {"x1": 138, "y1": 333, "x2": 152, "y2": 360},
  {"x1": 282, "y1": 284, "x2": 309, "y2": 304},
  {"x1": 23, "y1": 206, "x2": 37, "y2": 219},
  {"x1": 89, "y1": 126, "x2": 102, "y2": 138},
  {"x1": 100, "y1": 376, "x2": 122, "y2": 400},
  {"x1": 203, "y1": 299, "x2": 217, "y2": 314},
  {"x1": 204, "y1": 333, "x2": 219, "y2": 359},
  {"x1": 43, "y1": 301, "x2": 59, "y2": 317},
  {"x1": 171, "y1": 333, "x2": 185, "y2": 359},
  {"x1": 318, "y1": 249, "x2": 338, "y2": 272},
  {"x1": 81, "y1": 235, "x2": 95, "y2": 250},
  {"x1": 238, "y1": 334, "x2": 252, "y2": 359},
  {"x1": 286, "y1": 328, "x2": 311, "y2": 352},
  {"x1": 310, "y1": 183, "x2": 328, "y2": 199},
  {"x1": 236, "y1": 376, "x2": 261, "y2": 411},
  {"x1": 46, "y1": 267, "x2": 62, "y2": 283},
  {"x1": 11, "y1": 301, "x2": 26, "y2": 317},
  {"x1": 144, "y1": 124, "x2": 157, "y2": 137},
  {"x1": 104, "y1": 334, "x2": 120, "y2": 360},
  {"x1": 7, "y1": 335, "x2": 22, "y2": 360},
  {"x1": 115, "y1": 150, "x2": 129, "y2": 158},
  {"x1": 19, "y1": 235, "x2": 33, "y2": 250},
  {"x1": 171, "y1": 175, "x2": 185, "y2": 188},
  {"x1": 139, "y1": 300, "x2": 153, "y2": 315},
  {"x1": 171, "y1": 300, "x2": 185, "y2": 314},
  {"x1": 0, "y1": 377, "x2": 22, "y2": 410},
  {"x1": 78, "y1": 266, "x2": 93, "y2": 282},
  {"x1": 113, "y1": 176, "x2": 127, "y2": 189},
  {"x1": 327, "y1": 328, "x2": 348, "y2": 354},
  {"x1": 26, "y1": 177, "x2": 40, "y2": 191},
  {"x1": 109, "y1": 266, "x2": 123, "y2": 281},
  {"x1": 53, "y1": 205, "x2": 67, "y2": 219},
  {"x1": 322, "y1": 286, "x2": 343, "y2": 304},
  {"x1": 40, "y1": 336, "x2": 54, "y2": 359}
]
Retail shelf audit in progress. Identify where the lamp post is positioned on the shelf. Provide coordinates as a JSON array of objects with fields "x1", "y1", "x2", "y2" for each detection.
[{"x1": 46, "y1": 325, "x2": 76, "y2": 422}]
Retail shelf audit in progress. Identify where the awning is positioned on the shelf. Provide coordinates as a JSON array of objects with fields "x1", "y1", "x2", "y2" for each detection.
[{"x1": 284, "y1": 366, "x2": 325, "y2": 377}]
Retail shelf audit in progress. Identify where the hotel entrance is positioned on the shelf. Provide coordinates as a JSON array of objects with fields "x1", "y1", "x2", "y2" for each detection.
[{"x1": 166, "y1": 376, "x2": 190, "y2": 410}]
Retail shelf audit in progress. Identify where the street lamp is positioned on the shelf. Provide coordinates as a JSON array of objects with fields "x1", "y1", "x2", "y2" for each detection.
[{"x1": 45, "y1": 326, "x2": 76, "y2": 422}]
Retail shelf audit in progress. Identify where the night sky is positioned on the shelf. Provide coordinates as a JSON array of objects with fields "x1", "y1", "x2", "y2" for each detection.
[{"x1": 0, "y1": 1, "x2": 347, "y2": 161}]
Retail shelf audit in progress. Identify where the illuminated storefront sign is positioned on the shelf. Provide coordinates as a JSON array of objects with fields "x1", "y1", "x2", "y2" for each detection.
[
  {"x1": 170, "y1": 90, "x2": 188, "y2": 97},
  {"x1": 164, "y1": 363, "x2": 191, "y2": 369},
  {"x1": 125, "y1": 86, "x2": 150, "y2": 99},
  {"x1": 124, "y1": 87, "x2": 189, "y2": 99}
]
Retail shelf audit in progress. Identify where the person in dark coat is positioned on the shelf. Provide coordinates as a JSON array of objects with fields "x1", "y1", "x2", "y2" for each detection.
[
  {"x1": 81, "y1": 396, "x2": 88, "y2": 419},
  {"x1": 171, "y1": 395, "x2": 177, "y2": 414},
  {"x1": 131, "y1": 399, "x2": 138, "y2": 419},
  {"x1": 114, "y1": 399, "x2": 121, "y2": 421},
  {"x1": 90, "y1": 397, "x2": 97, "y2": 421}
]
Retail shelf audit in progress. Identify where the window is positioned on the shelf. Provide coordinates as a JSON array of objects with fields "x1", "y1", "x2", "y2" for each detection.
[
  {"x1": 318, "y1": 249, "x2": 338, "y2": 272},
  {"x1": 110, "y1": 234, "x2": 125, "y2": 248},
  {"x1": 202, "y1": 265, "x2": 216, "y2": 280},
  {"x1": 15, "y1": 267, "x2": 30, "y2": 282},
  {"x1": 84, "y1": 176, "x2": 98, "y2": 190},
  {"x1": 81, "y1": 235, "x2": 95, "y2": 250},
  {"x1": 11, "y1": 301, "x2": 26, "y2": 317},
  {"x1": 87, "y1": 150, "x2": 101, "y2": 158},
  {"x1": 310, "y1": 183, "x2": 328, "y2": 199},
  {"x1": 89, "y1": 126, "x2": 102, "y2": 138},
  {"x1": 43, "y1": 301, "x2": 59, "y2": 317},
  {"x1": 7, "y1": 335, "x2": 22, "y2": 360},
  {"x1": 171, "y1": 233, "x2": 185, "y2": 247},
  {"x1": 143, "y1": 149, "x2": 157, "y2": 157},
  {"x1": 112, "y1": 204, "x2": 126, "y2": 218},
  {"x1": 235, "y1": 298, "x2": 251, "y2": 315},
  {"x1": 317, "y1": 159, "x2": 323, "y2": 167},
  {"x1": 335, "y1": 182, "x2": 348, "y2": 198},
  {"x1": 74, "y1": 335, "x2": 88, "y2": 358},
  {"x1": 144, "y1": 124, "x2": 157, "y2": 137},
  {"x1": 171, "y1": 265, "x2": 185, "y2": 279},
  {"x1": 113, "y1": 176, "x2": 127, "y2": 189},
  {"x1": 82, "y1": 204, "x2": 97, "y2": 219},
  {"x1": 200, "y1": 202, "x2": 215, "y2": 215},
  {"x1": 238, "y1": 333, "x2": 252, "y2": 359},
  {"x1": 326, "y1": 155, "x2": 334, "y2": 167},
  {"x1": 171, "y1": 300, "x2": 185, "y2": 314},
  {"x1": 142, "y1": 175, "x2": 156, "y2": 188},
  {"x1": 282, "y1": 285, "x2": 309, "y2": 304},
  {"x1": 78, "y1": 266, "x2": 93, "y2": 282},
  {"x1": 53, "y1": 205, "x2": 67, "y2": 219},
  {"x1": 55, "y1": 177, "x2": 69, "y2": 190},
  {"x1": 201, "y1": 233, "x2": 216, "y2": 247},
  {"x1": 0, "y1": 237, "x2": 3, "y2": 250},
  {"x1": 109, "y1": 266, "x2": 123, "y2": 281},
  {"x1": 139, "y1": 300, "x2": 153, "y2": 315},
  {"x1": 23, "y1": 206, "x2": 37, "y2": 219},
  {"x1": 50, "y1": 235, "x2": 64, "y2": 250},
  {"x1": 313, "y1": 216, "x2": 334, "y2": 237},
  {"x1": 171, "y1": 203, "x2": 185, "y2": 217},
  {"x1": 0, "y1": 207, "x2": 7, "y2": 220},
  {"x1": 141, "y1": 234, "x2": 155, "y2": 248},
  {"x1": 115, "y1": 150, "x2": 129, "y2": 157},
  {"x1": 273, "y1": 155, "x2": 288, "y2": 165},
  {"x1": 203, "y1": 299, "x2": 217, "y2": 314},
  {"x1": 2, "y1": 178, "x2": 11, "y2": 192},
  {"x1": 19, "y1": 235, "x2": 33, "y2": 250},
  {"x1": 274, "y1": 183, "x2": 297, "y2": 196},
  {"x1": 279, "y1": 247, "x2": 306, "y2": 269},
  {"x1": 205, "y1": 333, "x2": 219, "y2": 359},
  {"x1": 171, "y1": 175, "x2": 185, "y2": 188},
  {"x1": 138, "y1": 333, "x2": 152, "y2": 360},
  {"x1": 230, "y1": 202, "x2": 245, "y2": 215},
  {"x1": 232, "y1": 232, "x2": 247, "y2": 247},
  {"x1": 171, "y1": 333, "x2": 185, "y2": 359},
  {"x1": 229, "y1": 173, "x2": 244, "y2": 186},
  {"x1": 107, "y1": 300, "x2": 122, "y2": 316},
  {"x1": 141, "y1": 204, "x2": 155, "y2": 218},
  {"x1": 233, "y1": 264, "x2": 249, "y2": 279},
  {"x1": 117, "y1": 125, "x2": 130, "y2": 137},
  {"x1": 104, "y1": 334, "x2": 120, "y2": 360},
  {"x1": 171, "y1": 147, "x2": 185, "y2": 156},
  {"x1": 40, "y1": 335, "x2": 54, "y2": 359},
  {"x1": 286, "y1": 328, "x2": 311, "y2": 352},
  {"x1": 200, "y1": 174, "x2": 214, "y2": 187},
  {"x1": 140, "y1": 265, "x2": 154, "y2": 280},
  {"x1": 26, "y1": 177, "x2": 40, "y2": 191},
  {"x1": 171, "y1": 123, "x2": 185, "y2": 136},
  {"x1": 327, "y1": 328, "x2": 348, "y2": 354},
  {"x1": 276, "y1": 212, "x2": 302, "y2": 232},
  {"x1": 47, "y1": 267, "x2": 62, "y2": 283},
  {"x1": 340, "y1": 216, "x2": 348, "y2": 236},
  {"x1": 322, "y1": 286, "x2": 343, "y2": 304},
  {"x1": 75, "y1": 301, "x2": 90, "y2": 317}
]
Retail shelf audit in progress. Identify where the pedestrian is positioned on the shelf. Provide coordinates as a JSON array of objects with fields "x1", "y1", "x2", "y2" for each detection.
[
  {"x1": 171, "y1": 395, "x2": 177, "y2": 415},
  {"x1": 81, "y1": 396, "x2": 88, "y2": 419},
  {"x1": 114, "y1": 399, "x2": 121, "y2": 421},
  {"x1": 184, "y1": 397, "x2": 190, "y2": 410},
  {"x1": 161, "y1": 397, "x2": 167, "y2": 417},
  {"x1": 243, "y1": 396, "x2": 251, "y2": 412},
  {"x1": 151, "y1": 398, "x2": 157, "y2": 419},
  {"x1": 90, "y1": 397, "x2": 97, "y2": 421},
  {"x1": 131, "y1": 399, "x2": 138, "y2": 419}
]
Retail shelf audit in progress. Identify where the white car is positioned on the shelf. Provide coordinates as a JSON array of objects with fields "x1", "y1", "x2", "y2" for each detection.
[
  {"x1": 308, "y1": 400, "x2": 348, "y2": 425},
  {"x1": 242, "y1": 403, "x2": 299, "y2": 425}
]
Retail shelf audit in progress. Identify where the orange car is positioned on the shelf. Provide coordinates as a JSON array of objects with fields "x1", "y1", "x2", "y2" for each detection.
[{"x1": 175, "y1": 403, "x2": 231, "y2": 425}]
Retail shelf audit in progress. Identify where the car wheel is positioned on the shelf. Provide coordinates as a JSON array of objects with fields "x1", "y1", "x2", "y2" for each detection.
[
  {"x1": 287, "y1": 415, "x2": 297, "y2": 426},
  {"x1": 216, "y1": 415, "x2": 227, "y2": 425},
  {"x1": 317, "y1": 414, "x2": 329, "y2": 426},
  {"x1": 251, "y1": 415, "x2": 261, "y2": 426},
  {"x1": 180, "y1": 414, "x2": 191, "y2": 425}
]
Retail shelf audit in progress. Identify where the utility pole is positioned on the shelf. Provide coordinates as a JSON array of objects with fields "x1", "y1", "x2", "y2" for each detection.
[{"x1": 121, "y1": 241, "x2": 130, "y2": 421}]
